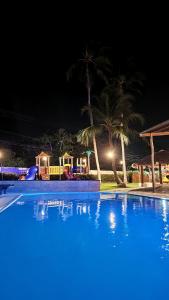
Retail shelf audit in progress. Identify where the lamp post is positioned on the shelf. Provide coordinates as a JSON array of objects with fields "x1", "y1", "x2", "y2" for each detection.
[{"x1": 0, "y1": 151, "x2": 3, "y2": 181}]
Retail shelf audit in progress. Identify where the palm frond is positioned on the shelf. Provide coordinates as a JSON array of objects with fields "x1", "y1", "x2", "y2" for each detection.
[{"x1": 77, "y1": 126, "x2": 102, "y2": 147}]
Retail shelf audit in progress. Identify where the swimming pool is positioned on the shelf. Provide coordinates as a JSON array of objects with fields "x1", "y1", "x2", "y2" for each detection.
[{"x1": 0, "y1": 193, "x2": 169, "y2": 300}]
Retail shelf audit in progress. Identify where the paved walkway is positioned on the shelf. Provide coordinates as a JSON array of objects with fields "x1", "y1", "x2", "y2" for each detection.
[
  {"x1": 103, "y1": 185, "x2": 169, "y2": 200},
  {"x1": 128, "y1": 190, "x2": 169, "y2": 199}
]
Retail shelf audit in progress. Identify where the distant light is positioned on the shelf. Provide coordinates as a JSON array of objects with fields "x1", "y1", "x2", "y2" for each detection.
[
  {"x1": 0, "y1": 151, "x2": 3, "y2": 159},
  {"x1": 42, "y1": 156, "x2": 47, "y2": 161},
  {"x1": 82, "y1": 158, "x2": 86, "y2": 163},
  {"x1": 107, "y1": 151, "x2": 114, "y2": 159},
  {"x1": 120, "y1": 160, "x2": 123, "y2": 164}
]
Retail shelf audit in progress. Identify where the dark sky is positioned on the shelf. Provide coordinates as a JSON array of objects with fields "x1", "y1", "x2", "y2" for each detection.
[{"x1": 1, "y1": 12, "x2": 169, "y2": 156}]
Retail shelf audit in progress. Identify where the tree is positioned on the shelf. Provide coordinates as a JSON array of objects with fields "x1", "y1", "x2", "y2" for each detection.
[
  {"x1": 93, "y1": 90, "x2": 144, "y2": 186},
  {"x1": 112, "y1": 96, "x2": 144, "y2": 186},
  {"x1": 67, "y1": 47, "x2": 111, "y2": 180},
  {"x1": 93, "y1": 91, "x2": 123, "y2": 185},
  {"x1": 77, "y1": 127, "x2": 100, "y2": 174},
  {"x1": 35, "y1": 129, "x2": 74, "y2": 164},
  {"x1": 36, "y1": 133, "x2": 53, "y2": 153},
  {"x1": 1, "y1": 149, "x2": 25, "y2": 167},
  {"x1": 53, "y1": 128, "x2": 74, "y2": 156},
  {"x1": 82, "y1": 149, "x2": 94, "y2": 172}
]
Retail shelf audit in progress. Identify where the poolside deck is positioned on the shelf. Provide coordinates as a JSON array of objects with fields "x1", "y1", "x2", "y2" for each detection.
[
  {"x1": 104, "y1": 184, "x2": 169, "y2": 200},
  {"x1": 128, "y1": 185, "x2": 169, "y2": 199}
]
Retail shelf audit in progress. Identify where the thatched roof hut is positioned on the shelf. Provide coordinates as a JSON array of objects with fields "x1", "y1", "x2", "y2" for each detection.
[{"x1": 138, "y1": 150, "x2": 169, "y2": 165}]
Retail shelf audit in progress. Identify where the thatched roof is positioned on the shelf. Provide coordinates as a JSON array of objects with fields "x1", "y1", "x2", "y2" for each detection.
[
  {"x1": 140, "y1": 120, "x2": 169, "y2": 137},
  {"x1": 138, "y1": 150, "x2": 169, "y2": 165}
]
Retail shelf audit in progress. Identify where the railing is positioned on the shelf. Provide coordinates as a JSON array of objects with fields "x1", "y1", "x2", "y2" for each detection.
[{"x1": 48, "y1": 166, "x2": 64, "y2": 175}]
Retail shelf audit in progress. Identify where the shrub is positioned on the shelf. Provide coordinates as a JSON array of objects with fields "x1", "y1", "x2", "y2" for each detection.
[
  {"x1": 101, "y1": 172, "x2": 124, "y2": 182},
  {"x1": 75, "y1": 174, "x2": 96, "y2": 180},
  {"x1": 49, "y1": 174, "x2": 97, "y2": 180}
]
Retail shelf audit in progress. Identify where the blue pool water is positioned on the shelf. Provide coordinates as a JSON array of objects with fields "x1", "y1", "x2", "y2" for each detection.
[{"x1": 0, "y1": 193, "x2": 169, "y2": 300}]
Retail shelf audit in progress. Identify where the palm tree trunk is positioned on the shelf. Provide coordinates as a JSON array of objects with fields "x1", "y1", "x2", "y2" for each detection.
[
  {"x1": 92, "y1": 136, "x2": 101, "y2": 180},
  {"x1": 87, "y1": 153, "x2": 90, "y2": 172},
  {"x1": 86, "y1": 64, "x2": 101, "y2": 181},
  {"x1": 108, "y1": 131, "x2": 122, "y2": 185},
  {"x1": 120, "y1": 133, "x2": 127, "y2": 186}
]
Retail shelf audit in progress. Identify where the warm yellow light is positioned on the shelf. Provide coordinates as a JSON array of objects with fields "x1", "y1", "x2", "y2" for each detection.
[
  {"x1": 107, "y1": 151, "x2": 114, "y2": 159},
  {"x1": 42, "y1": 156, "x2": 47, "y2": 161},
  {"x1": 0, "y1": 151, "x2": 3, "y2": 159},
  {"x1": 120, "y1": 160, "x2": 123, "y2": 164},
  {"x1": 109, "y1": 212, "x2": 116, "y2": 229},
  {"x1": 82, "y1": 158, "x2": 86, "y2": 163}
]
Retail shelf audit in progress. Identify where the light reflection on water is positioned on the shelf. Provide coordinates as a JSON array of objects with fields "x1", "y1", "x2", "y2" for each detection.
[
  {"x1": 15, "y1": 194, "x2": 169, "y2": 256},
  {"x1": 161, "y1": 199, "x2": 169, "y2": 254}
]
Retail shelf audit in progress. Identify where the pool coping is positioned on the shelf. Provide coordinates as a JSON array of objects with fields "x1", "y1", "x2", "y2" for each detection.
[
  {"x1": 1, "y1": 190, "x2": 169, "y2": 202},
  {"x1": 128, "y1": 191, "x2": 169, "y2": 200}
]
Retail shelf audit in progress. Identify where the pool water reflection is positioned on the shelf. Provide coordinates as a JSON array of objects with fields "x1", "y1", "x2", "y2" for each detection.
[{"x1": 0, "y1": 194, "x2": 169, "y2": 300}]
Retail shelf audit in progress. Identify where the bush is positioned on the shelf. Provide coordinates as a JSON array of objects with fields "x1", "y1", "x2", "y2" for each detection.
[
  {"x1": 75, "y1": 174, "x2": 96, "y2": 180},
  {"x1": 127, "y1": 171, "x2": 133, "y2": 183},
  {"x1": 49, "y1": 174, "x2": 97, "y2": 180},
  {"x1": 101, "y1": 172, "x2": 124, "y2": 182}
]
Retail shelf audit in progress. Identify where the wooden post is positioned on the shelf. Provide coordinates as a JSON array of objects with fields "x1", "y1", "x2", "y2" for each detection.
[
  {"x1": 159, "y1": 163, "x2": 162, "y2": 185},
  {"x1": 80, "y1": 158, "x2": 82, "y2": 173},
  {"x1": 59, "y1": 157, "x2": 61, "y2": 180},
  {"x1": 87, "y1": 153, "x2": 90, "y2": 173},
  {"x1": 38, "y1": 157, "x2": 40, "y2": 176},
  {"x1": 141, "y1": 165, "x2": 144, "y2": 187},
  {"x1": 150, "y1": 134, "x2": 156, "y2": 192},
  {"x1": 48, "y1": 157, "x2": 50, "y2": 180}
]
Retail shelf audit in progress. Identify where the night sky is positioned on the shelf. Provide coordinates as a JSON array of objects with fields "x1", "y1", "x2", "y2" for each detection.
[{"x1": 1, "y1": 13, "x2": 169, "y2": 162}]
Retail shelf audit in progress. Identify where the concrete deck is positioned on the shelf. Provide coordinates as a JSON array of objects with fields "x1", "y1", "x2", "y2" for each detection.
[
  {"x1": 104, "y1": 185, "x2": 169, "y2": 200},
  {"x1": 128, "y1": 191, "x2": 169, "y2": 200}
]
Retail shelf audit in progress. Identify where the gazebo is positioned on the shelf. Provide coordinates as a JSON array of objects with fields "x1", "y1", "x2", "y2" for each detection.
[
  {"x1": 137, "y1": 150, "x2": 169, "y2": 186},
  {"x1": 140, "y1": 120, "x2": 169, "y2": 191}
]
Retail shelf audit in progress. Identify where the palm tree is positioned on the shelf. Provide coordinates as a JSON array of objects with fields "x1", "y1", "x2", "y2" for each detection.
[
  {"x1": 82, "y1": 149, "x2": 94, "y2": 172},
  {"x1": 77, "y1": 126, "x2": 101, "y2": 176},
  {"x1": 101, "y1": 61, "x2": 145, "y2": 186},
  {"x1": 93, "y1": 91, "x2": 123, "y2": 185},
  {"x1": 112, "y1": 97, "x2": 144, "y2": 185},
  {"x1": 67, "y1": 47, "x2": 111, "y2": 180},
  {"x1": 93, "y1": 90, "x2": 143, "y2": 186}
]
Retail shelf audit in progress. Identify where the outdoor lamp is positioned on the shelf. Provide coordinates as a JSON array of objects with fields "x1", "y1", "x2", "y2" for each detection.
[{"x1": 107, "y1": 151, "x2": 114, "y2": 159}]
